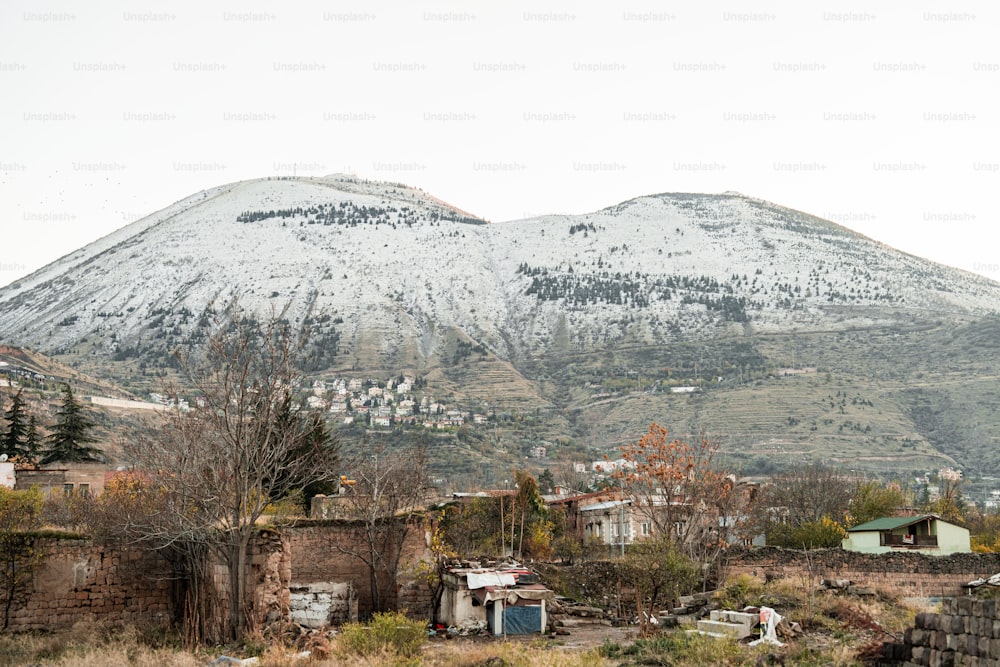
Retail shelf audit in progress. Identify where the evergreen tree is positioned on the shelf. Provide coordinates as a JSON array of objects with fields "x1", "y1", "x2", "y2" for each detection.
[
  {"x1": 41, "y1": 384, "x2": 102, "y2": 465},
  {"x1": 23, "y1": 416, "x2": 40, "y2": 465},
  {"x1": 1, "y1": 391, "x2": 28, "y2": 460}
]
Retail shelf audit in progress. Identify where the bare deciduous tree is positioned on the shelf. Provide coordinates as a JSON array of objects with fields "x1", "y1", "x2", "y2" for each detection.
[
  {"x1": 335, "y1": 444, "x2": 428, "y2": 615},
  {"x1": 121, "y1": 310, "x2": 339, "y2": 643},
  {"x1": 751, "y1": 463, "x2": 854, "y2": 531}
]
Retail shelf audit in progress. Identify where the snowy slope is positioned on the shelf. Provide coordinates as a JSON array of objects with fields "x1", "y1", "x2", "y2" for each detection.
[{"x1": 1, "y1": 176, "x2": 997, "y2": 373}]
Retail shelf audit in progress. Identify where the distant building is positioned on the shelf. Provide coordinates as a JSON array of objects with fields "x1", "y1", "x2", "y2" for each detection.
[
  {"x1": 15, "y1": 463, "x2": 110, "y2": 496},
  {"x1": 939, "y1": 467, "x2": 963, "y2": 482},
  {"x1": 579, "y1": 498, "x2": 635, "y2": 549},
  {"x1": 842, "y1": 514, "x2": 970, "y2": 556},
  {"x1": 306, "y1": 395, "x2": 328, "y2": 410}
]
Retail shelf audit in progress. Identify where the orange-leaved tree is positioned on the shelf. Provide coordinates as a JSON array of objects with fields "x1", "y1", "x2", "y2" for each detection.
[{"x1": 611, "y1": 424, "x2": 739, "y2": 577}]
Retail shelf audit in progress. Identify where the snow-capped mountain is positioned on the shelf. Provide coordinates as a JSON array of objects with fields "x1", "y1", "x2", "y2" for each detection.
[
  {"x1": 6, "y1": 174, "x2": 1000, "y2": 476},
  {"x1": 1, "y1": 175, "x2": 995, "y2": 374}
]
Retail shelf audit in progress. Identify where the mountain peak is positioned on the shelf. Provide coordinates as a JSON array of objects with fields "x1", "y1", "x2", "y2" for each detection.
[{"x1": 1, "y1": 178, "x2": 997, "y2": 379}]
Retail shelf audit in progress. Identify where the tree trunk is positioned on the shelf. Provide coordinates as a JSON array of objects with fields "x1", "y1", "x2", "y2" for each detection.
[
  {"x1": 227, "y1": 535, "x2": 251, "y2": 641},
  {"x1": 369, "y1": 539, "x2": 381, "y2": 614}
]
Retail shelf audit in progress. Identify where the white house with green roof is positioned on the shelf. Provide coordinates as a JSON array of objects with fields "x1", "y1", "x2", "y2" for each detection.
[{"x1": 841, "y1": 514, "x2": 970, "y2": 556}]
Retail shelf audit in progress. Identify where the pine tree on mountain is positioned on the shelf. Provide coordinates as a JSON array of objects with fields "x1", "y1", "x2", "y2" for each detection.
[
  {"x1": 40, "y1": 384, "x2": 102, "y2": 465},
  {"x1": 1, "y1": 390, "x2": 28, "y2": 460},
  {"x1": 24, "y1": 416, "x2": 41, "y2": 465}
]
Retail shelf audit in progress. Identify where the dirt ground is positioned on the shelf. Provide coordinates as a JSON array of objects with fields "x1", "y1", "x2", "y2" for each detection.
[
  {"x1": 424, "y1": 616, "x2": 638, "y2": 654},
  {"x1": 548, "y1": 617, "x2": 638, "y2": 650}
]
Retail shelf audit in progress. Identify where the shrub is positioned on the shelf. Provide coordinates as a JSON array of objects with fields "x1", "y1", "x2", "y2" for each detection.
[
  {"x1": 767, "y1": 516, "x2": 846, "y2": 549},
  {"x1": 714, "y1": 573, "x2": 765, "y2": 609},
  {"x1": 599, "y1": 632, "x2": 753, "y2": 666},
  {"x1": 337, "y1": 611, "x2": 425, "y2": 658}
]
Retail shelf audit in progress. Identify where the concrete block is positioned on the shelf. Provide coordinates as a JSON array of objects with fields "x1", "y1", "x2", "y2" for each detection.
[
  {"x1": 696, "y1": 619, "x2": 752, "y2": 639},
  {"x1": 709, "y1": 610, "x2": 757, "y2": 632}
]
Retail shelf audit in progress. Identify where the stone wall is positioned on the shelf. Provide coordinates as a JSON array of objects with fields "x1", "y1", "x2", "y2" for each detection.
[
  {"x1": 883, "y1": 597, "x2": 1000, "y2": 666},
  {"x1": 7, "y1": 538, "x2": 173, "y2": 632},
  {"x1": 723, "y1": 547, "x2": 1000, "y2": 599}
]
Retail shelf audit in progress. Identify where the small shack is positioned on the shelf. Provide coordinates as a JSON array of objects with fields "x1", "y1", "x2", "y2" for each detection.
[{"x1": 440, "y1": 565, "x2": 553, "y2": 635}]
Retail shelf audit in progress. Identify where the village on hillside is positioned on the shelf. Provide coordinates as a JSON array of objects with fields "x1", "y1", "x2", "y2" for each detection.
[{"x1": 3, "y1": 344, "x2": 1000, "y2": 665}]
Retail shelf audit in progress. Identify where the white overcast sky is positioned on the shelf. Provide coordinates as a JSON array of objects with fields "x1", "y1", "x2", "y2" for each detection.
[{"x1": 1, "y1": 0, "x2": 998, "y2": 288}]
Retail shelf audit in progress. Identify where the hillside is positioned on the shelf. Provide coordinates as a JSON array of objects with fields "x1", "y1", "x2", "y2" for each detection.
[{"x1": 1, "y1": 175, "x2": 998, "y2": 479}]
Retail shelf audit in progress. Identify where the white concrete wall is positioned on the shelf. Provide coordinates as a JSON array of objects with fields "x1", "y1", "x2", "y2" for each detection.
[{"x1": 0, "y1": 461, "x2": 14, "y2": 488}]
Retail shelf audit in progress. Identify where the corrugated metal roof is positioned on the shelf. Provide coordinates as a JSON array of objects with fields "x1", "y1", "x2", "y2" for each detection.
[{"x1": 847, "y1": 514, "x2": 938, "y2": 532}]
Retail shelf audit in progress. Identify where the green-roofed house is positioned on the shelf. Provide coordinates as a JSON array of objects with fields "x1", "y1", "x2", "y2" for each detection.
[{"x1": 841, "y1": 514, "x2": 970, "y2": 556}]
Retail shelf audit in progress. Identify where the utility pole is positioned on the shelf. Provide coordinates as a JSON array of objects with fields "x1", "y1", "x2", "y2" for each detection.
[
  {"x1": 499, "y1": 479, "x2": 507, "y2": 558},
  {"x1": 618, "y1": 476, "x2": 626, "y2": 557},
  {"x1": 620, "y1": 499, "x2": 626, "y2": 557}
]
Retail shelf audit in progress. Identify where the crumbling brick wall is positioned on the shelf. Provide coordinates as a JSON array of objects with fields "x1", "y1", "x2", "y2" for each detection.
[
  {"x1": 8, "y1": 524, "x2": 430, "y2": 633},
  {"x1": 723, "y1": 547, "x2": 1000, "y2": 599},
  {"x1": 206, "y1": 530, "x2": 292, "y2": 629},
  {"x1": 7, "y1": 538, "x2": 173, "y2": 632},
  {"x1": 8, "y1": 532, "x2": 291, "y2": 634},
  {"x1": 284, "y1": 521, "x2": 433, "y2": 619}
]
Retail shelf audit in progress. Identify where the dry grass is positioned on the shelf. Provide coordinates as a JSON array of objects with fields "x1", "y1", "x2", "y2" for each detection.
[
  {"x1": 0, "y1": 578, "x2": 924, "y2": 667},
  {"x1": 0, "y1": 621, "x2": 199, "y2": 667}
]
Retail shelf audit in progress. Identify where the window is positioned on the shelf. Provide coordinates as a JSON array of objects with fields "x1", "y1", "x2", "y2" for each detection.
[
  {"x1": 641, "y1": 522, "x2": 651, "y2": 536},
  {"x1": 63, "y1": 483, "x2": 74, "y2": 495},
  {"x1": 78, "y1": 483, "x2": 90, "y2": 497},
  {"x1": 612, "y1": 523, "x2": 619, "y2": 538}
]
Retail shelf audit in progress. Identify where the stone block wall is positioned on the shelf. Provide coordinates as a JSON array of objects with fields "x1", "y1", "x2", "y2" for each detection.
[
  {"x1": 723, "y1": 547, "x2": 1000, "y2": 599},
  {"x1": 883, "y1": 597, "x2": 1000, "y2": 666}
]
